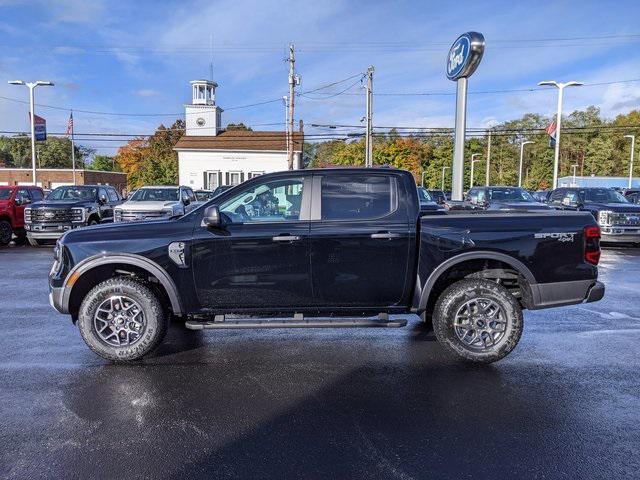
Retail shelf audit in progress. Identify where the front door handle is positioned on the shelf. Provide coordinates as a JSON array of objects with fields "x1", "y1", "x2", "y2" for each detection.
[
  {"x1": 370, "y1": 232, "x2": 402, "y2": 240},
  {"x1": 272, "y1": 235, "x2": 301, "y2": 242}
]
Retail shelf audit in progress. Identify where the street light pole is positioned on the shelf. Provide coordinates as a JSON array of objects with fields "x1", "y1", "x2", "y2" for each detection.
[
  {"x1": 518, "y1": 140, "x2": 534, "y2": 187},
  {"x1": 538, "y1": 80, "x2": 583, "y2": 189},
  {"x1": 8, "y1": 80, "x2": 54, "y2": 186},
  {"x1": 571, "y1": 163, "x2": 579, "y2": 186},
  {"x1": 421, "y1": 171, "x2": 426, "y2": 188},
  {"x1": 625, "y1": 135, "x2": 636, "y2": 189},
  {"x1": 470, "y1": 153, "x2": 481, "y2": 188},
  {"x1": 441, "y1": 166, "x2": 449, "y2": 191}
]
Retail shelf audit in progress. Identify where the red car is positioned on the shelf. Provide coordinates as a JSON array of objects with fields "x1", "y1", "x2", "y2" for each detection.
[{"x1": 0, "y1": 185, "x2": 45, "y2": 246}]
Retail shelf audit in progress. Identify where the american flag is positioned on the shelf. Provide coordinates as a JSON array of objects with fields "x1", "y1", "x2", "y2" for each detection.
[
  {"x1": 545, "y1": 119, "x2": 557, "y2": 148},
  {"x1": 65, "y1": 111, "x2": 74, "y2": 137},
  {"x1": 545, "y1": 119, "x2": 557, "y2": 136}
]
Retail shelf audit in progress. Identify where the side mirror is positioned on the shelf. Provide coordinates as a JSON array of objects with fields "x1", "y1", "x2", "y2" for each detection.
[
  {"x1": 99, "y1": 194, "x2": 107, "y2": 204},
  {"x1": 182, "y1": 195, "x2": 191, "y2": 206},
  {"x1": 203, "y1": 205, "x2": 222, "y2": 228}
]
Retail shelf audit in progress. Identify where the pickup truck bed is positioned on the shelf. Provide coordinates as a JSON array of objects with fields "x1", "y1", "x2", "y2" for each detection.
[{"x1": 49, "y1": 168, "x2": 604, "y2": 364}]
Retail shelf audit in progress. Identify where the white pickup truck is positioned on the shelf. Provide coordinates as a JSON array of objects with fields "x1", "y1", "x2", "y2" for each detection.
[{"x1": 114, "y1": 186, "x2": 199, "y2": 222}]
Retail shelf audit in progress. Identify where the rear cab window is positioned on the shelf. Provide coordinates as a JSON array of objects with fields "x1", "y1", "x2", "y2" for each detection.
[{"x1": 319, "y1": 174, "x2": 398, "y2": 221}]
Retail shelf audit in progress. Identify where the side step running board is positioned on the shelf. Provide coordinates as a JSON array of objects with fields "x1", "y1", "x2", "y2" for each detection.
[{"x1": 185, "y1": 314, "x2": 407, "y2": 330}]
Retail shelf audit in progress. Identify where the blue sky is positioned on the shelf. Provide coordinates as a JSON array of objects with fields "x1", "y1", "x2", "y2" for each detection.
[{"x1": 1, "y1": 0, "x2": 639, "y2": 156}]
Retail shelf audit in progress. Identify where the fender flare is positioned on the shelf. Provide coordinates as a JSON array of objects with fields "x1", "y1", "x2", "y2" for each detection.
[
  {"x1": 62, "y1": 253, "x2": 183, "y2": 315},
  {"x1": 416, "y1": 250, "x2": 536, "y2": 312}
]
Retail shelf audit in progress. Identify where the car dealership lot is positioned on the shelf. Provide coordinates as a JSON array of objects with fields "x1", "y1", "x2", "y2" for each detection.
[{"x1": 1, "y1": 246, "x2": 639, "y2": 479}]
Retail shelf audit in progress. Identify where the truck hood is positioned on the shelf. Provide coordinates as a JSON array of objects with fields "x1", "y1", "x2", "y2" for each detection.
[
  {"x1": 489, "y1": 201, "x2": 551, "y2": 211},
  {"x1": 419, "y1": 201, "x2": 445, "y2": 211},
  {"x1": 30, "y1": 199, "x2": 94, "y2": 209},
  {"x1": 116, "y1": 201, "x2": 179, "y2": 211},
  {"x1": 585, "y1": 203, "x2": 640, "y2": 213}
]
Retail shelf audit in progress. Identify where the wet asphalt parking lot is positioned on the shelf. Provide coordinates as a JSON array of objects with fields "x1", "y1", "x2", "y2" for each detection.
[{"x1": 0, "y1": 245, "x2": 639, "y2": 479}]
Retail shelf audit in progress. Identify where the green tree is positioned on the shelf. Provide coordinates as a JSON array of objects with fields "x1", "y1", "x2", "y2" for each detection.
[{"x1": 89, "y1": 155, "x2": 119, "y2": 172}]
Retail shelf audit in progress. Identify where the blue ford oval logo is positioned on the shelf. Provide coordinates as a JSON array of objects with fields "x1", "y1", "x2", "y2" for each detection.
[
  {"x1": 447, "y1": 35, "x2": 471, "y2": 80},
  {"x1": 446, "y1": 32, "x2": 485, "y2": 81}
]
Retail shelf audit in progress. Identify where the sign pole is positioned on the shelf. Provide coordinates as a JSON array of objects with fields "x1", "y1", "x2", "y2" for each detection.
[
  {"x1": 445, "y1": 32, "x2": 484, "y2": 201},
  {"x1": 70, "y1": 111, "x2": 76, "y2": 185},
  {"x1": 28, "y1": 85, "x2": 37, "y2": 186},
  {"x1": 451, "y1": 77, "x2": 468, "y2": 200}
]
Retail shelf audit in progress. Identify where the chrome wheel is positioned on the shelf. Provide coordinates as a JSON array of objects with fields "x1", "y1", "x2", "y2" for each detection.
[
  {"x1": 453, "y1": 297, "x2": 508, "y2": 351},
  {"x1": 93, "y1": 295, "x2": 146, "y2": 347}
]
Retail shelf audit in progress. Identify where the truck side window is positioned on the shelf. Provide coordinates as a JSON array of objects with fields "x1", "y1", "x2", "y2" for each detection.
[
  {"x1": 467, "y1": 188, "x2": 478, "y2": 203},
  {"x1": 550, "y1": 189, "x2": 564, "y2": 203},
  {"x1": 16, "y1": 189, "x2": 31, "y2": 204},
  {"x1": 320, "y1": 175, "x2": 397, "y2": 221},
  {"x1": 219, "y1": 177, "x2": 304, "y2": 223},
  {"x1": 30, "y1": 189, "x2": 43, "y2": 201},
  {"x1": 477, "y1": 189, "x2": 486, "y2": 203},
  {"x1": 107, "y1": 188, "x2": 119, "y2": 202}
]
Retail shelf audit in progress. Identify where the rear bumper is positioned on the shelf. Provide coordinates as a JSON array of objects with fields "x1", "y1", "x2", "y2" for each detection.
[{"x1": 529, "y1": 280, "x2": 605, "y2": 309}]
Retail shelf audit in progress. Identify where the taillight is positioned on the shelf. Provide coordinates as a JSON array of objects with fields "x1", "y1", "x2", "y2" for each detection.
[{"x1": 584, "y1": 225, "x2": 601, "y2": 265}]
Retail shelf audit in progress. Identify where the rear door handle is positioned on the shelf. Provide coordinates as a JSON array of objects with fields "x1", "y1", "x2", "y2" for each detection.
[
  {"x1": 272, "y1": 235, "x2": 301, "y2": 242},
  {"x1": 370, "y1": 232, "x2": 402, "y2": 240}
]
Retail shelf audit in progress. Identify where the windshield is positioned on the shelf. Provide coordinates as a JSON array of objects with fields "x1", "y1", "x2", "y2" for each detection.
[
  {"x1": 130, "y1": 188, "x2": 179, "y2": 202},
  {"x1": 0, "y1": 189, "x2": 12, "y2": 200},
  {"x1": 48, "y1": 186, "x2": 97, "y2": 201},
  {"x1": 488, "y1": 188, "x2": 535, "y2": 202},
  {"x1": 417, "y1": 188, "x2": 433, "y2": 202},
  {"x1": 582, "y1": 189, "x2": 629, "y2": 204}
]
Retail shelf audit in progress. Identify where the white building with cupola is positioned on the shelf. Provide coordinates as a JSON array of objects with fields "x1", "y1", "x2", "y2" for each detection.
[{"x1": 175, "y1": 79, "x2": 303, "y2": 191}]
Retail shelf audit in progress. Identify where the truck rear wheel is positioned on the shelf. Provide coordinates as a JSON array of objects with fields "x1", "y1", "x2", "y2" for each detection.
[
  {"x1": 0, "y1": 220, "x2": 12, "y2": 246},
  {"x1": 77, "y1": 277, "x2": 168, "y2": 362},
  {"x1": 433, "y1": 279, "x2": 523, "y2": 363}
]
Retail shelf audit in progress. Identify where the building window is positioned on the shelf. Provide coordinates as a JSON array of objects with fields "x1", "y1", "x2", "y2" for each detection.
[
  {"x1": 248, "y1": 171, "x2": 265, "y2": 179},
  {"x1": 204, "y1": 171, "x2": 221, "y2": 190},
  {"x1": 227, "y1": 171, "x2": 242, "y2": 186}
]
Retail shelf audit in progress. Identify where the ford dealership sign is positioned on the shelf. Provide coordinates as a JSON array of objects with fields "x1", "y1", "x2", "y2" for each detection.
[{"x1": 446, "y1": 32, "x2": 485, "y2": 81}]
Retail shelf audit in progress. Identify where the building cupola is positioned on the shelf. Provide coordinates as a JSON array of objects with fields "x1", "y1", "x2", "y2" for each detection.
[{"x1": 185, "y1": 79, "x2": 223, "y2": 136}]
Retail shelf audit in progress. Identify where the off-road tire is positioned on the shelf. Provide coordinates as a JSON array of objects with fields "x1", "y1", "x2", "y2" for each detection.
[
  {"x1": 0, "y1": 220, "x2": 12, "y2": 246},
  {"x1": 88, "y1": 218, "x2": 99, "y2": 226},
  {"x1": 77, "y1": 277, "x2": 168, "y2": 362},
  {"x1": 433, "y1": 279, "x2": 523, "y2": 364}
]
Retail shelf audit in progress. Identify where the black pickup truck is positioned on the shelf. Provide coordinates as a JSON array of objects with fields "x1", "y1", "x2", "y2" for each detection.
[
  {"x1": 25, "y1": 185, "x2": 122, "y2": 246},
  {"x1": 549, "y1": 187, "x2": 640, "y2": 243},
  {"x1": 49, "y1": 168, "x2": 604, "y2": 364}
]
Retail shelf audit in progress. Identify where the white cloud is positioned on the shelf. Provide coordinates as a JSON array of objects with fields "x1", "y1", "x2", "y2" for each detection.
[{"x1": 135, "y1": 89, "x2": 160, "y2": 98}]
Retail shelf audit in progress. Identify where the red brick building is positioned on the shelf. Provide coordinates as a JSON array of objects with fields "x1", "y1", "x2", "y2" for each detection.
[{"x1": 0, "y1": 168, "x2": 128, "y2": 194}]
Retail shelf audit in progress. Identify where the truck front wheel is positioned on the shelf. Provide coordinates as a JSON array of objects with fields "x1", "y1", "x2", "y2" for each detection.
[
  {"x1": 77, "y1": 277, "x2": 168, "y2": 362},
  {"x1": 433, "y1": 279, "x2": 523, "y2": 364},
  {"x1": 0, "y1": 220, "x2": 12, "y2": 246}
]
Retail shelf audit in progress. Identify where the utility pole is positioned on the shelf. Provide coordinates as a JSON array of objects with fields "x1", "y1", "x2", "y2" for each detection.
[
  {"x1": 625, "y1": 135, "x2": 636, "y2": 188},
  {"x1": 287, "y1": 44, "x2": 297, "y2": 170},
  {"x1": 485, "y1": 130, "x2": 491, "y2": 186},
  {"x1": 538, "y1": 80, "x2": 583, "y2": 189},
  {"x1": 571, "y1": 163, "x2": 579, "y2": 187},
  {"x1": 364, "y1": 66, "x2": 374, "y2": 167},
  {"x1": 8, "y1": 80, "x2": 54, "y2": 186}
]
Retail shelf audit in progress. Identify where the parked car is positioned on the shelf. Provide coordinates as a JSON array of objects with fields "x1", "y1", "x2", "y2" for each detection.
[
  {"x1": 114, "y1": 186, "x2": 197, "y2": 222},
  {"x1": 426, "y1": 189, "x2": 447, "y2": 205},
  {"x1": 50, "y1": 167, "x2": 604, "y2": 364},
  {"x1": 417, "y1": 187, "x2": 445, "y2": 214},
  {"x1": 194, "y1": 190, "x2": 214, "y2": 202},
  {"x1": 0, "y1": 185, "x2": 45, "y2": 246},
  {"x1": 463, "y1": 187, "x2": 552, "y2": 211},
  {"x1": 24, "y1": 185, "x2": 122, "y2": 246},
  {"x1": 623, "y1": 188, "x2": 640, "y2": 204},
  {"x1": 532, "y1": 190, "x2": 552, "y2": 203},
  {"x1": 211, "y1": 185, "x2": 233, "y2": 197},
  {"x1": 548, "y1": 187, "x2": 640, "y2": 243}
]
